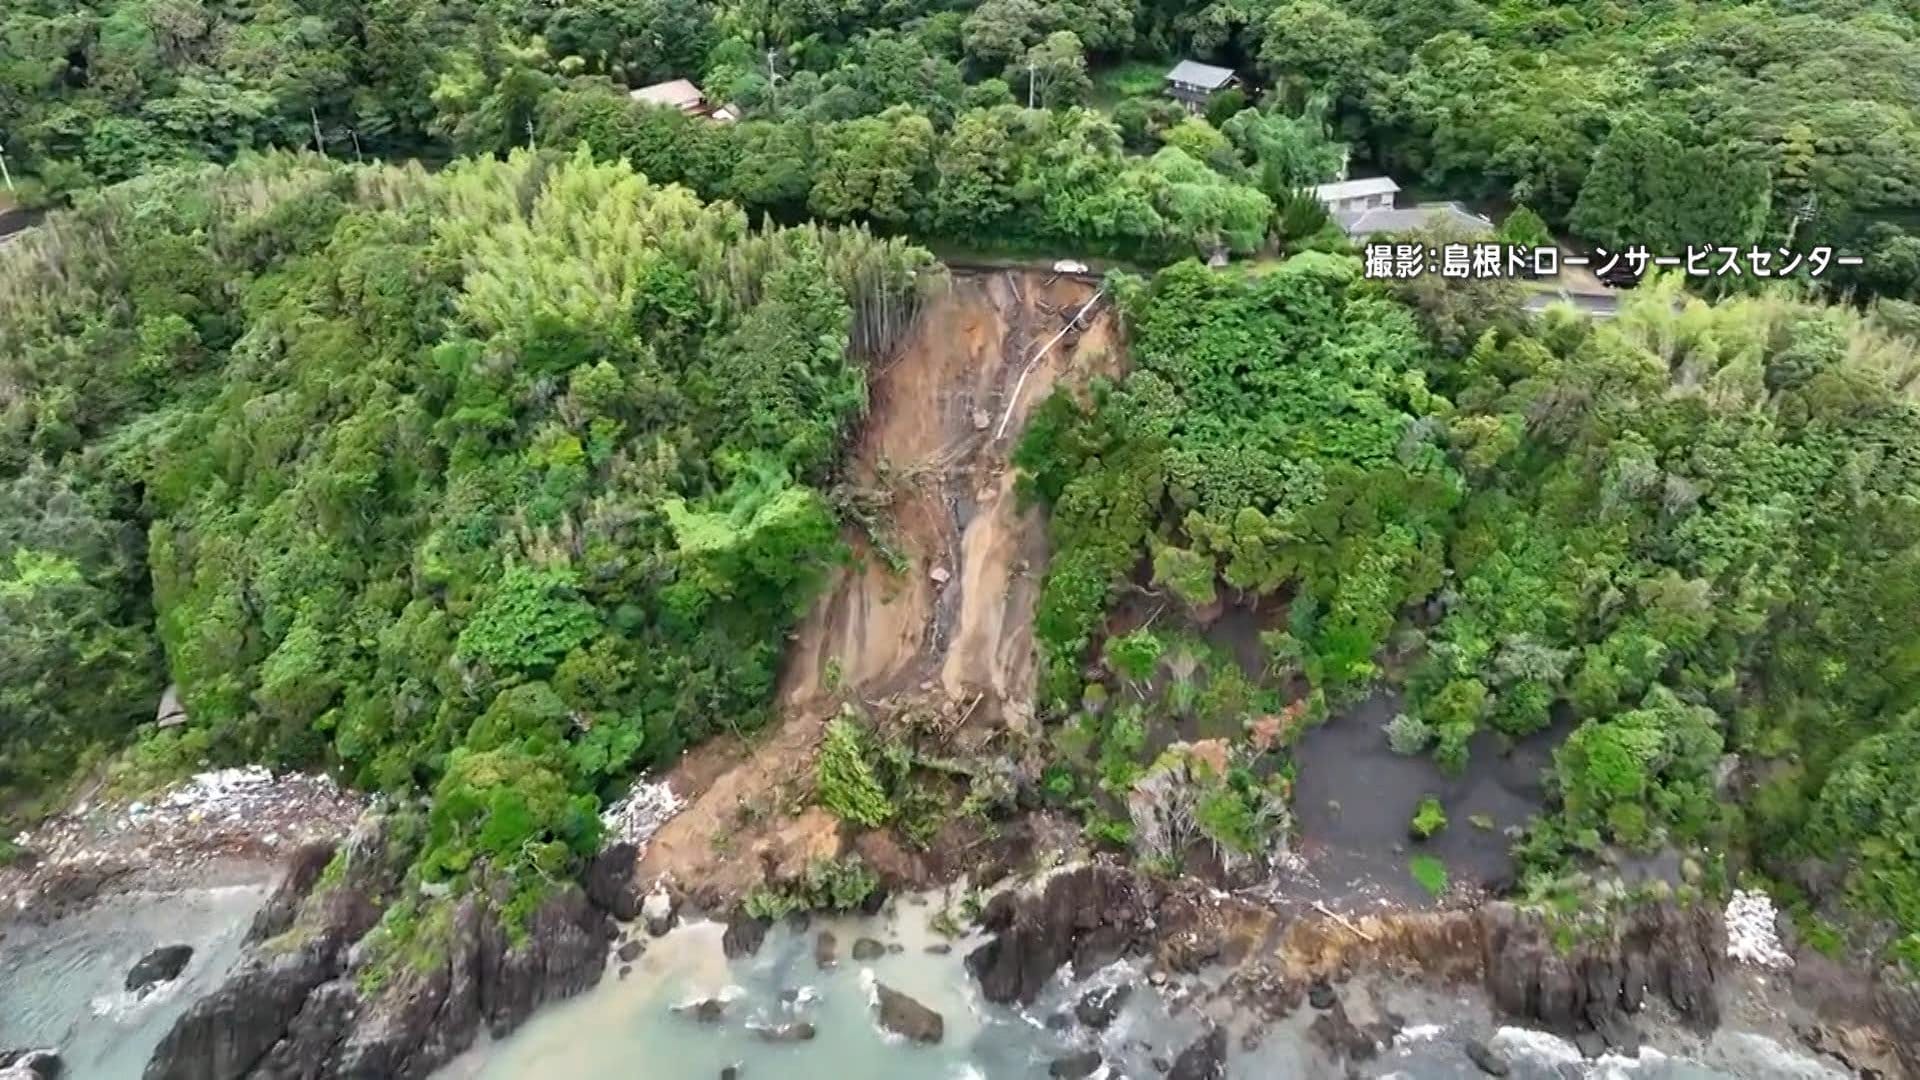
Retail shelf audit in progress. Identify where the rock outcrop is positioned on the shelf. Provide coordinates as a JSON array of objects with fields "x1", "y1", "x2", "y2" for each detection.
[
  {"x1": 1048, "y1": 1049, "x2": 1103, "y2": 1078},
  {"x1": 965, "y1": 863, "x2": 1153, "y2": 1004},
  {"x1": 1480, "y1": 899, "x2": 1719, "y2": 1041},
  {"x1": 1874, "y1": 968, "x2": 1920, "y2": 1077},
  {"x1": 144, "y1": 816, "x2": 615, "y2": 1080},
  {"x1": 127, "y1": 945, "x2": 194, "y2": 992},
  {"x1": 873, "y1": 983, "x2": 944, "y2": 1044},
  {"x1": 0, "y1": 1049, "x2": 61, "y2": 1080},
  {"x1": 1167, "y1": 1026, "x2": 1227, "y2": 1080},
  {"x1": 1073, "y1": 984, "x2": 1130, "y2": 1029},
  {"x1": 583, "y1": 843, "x2": 642, "y2": 922},
  {"x1": 721, "y1": 911, "x2": 769, "y2": 959}
]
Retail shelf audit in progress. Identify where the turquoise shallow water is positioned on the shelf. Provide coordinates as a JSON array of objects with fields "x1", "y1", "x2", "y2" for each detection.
[{"x1": 0, "y1": 883, "x2": 268, "y2": 1077}]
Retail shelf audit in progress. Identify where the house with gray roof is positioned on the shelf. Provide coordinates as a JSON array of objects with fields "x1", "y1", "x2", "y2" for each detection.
[
  {"x1": 1164, "y1": 61, "x2": 1239, "y2": 112},
  {"x1": 1309, "y1": 178, "x2": 1495, "y2": 239}
]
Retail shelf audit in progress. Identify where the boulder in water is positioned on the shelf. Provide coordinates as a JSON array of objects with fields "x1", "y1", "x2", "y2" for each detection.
[
  {"x1": 127, "y1": 945, "x2": 194, "y2": 992},
  {"x1": 1049, "y1": 1049, "x2": 1103, "y2": 1078},
  {"x1": 722, "y1": 911, "x2": 769, "y2": 958},
  {"x1": 1074, "y1": 984, "x2": 1131, "y2": 1030},
  {"x1": 874, "y1": 983, "x2": 944, "y2": 1044},
  {"x1": 674, "y1": 998, "x2": 728, "y2": 1024},
  {"x1": 1168, "y1": 1026, "x2": 1226, "y2": 1080},
  {"x1": 1307, "y1": 978, "x2": 1336, "y2": 1010},
  {"x1": 1464, "y1": 1039, "x2": 1510, "y2": 1077},
  {"x1": 0, "y1": 1049, "x2": 61, "y2": 1080},
  {"x1": 750, "y1": 1022, "x2": 816, "y2": 1043},
  {"x1": 815, "y1": 930, "x2": 838, "y2": 968},
  {"x1": 965, "y1": 863, "x2": 1152, "y2": 1005},
  {"x1": 641, "y1": 883, "x2": 677, "y2": 937},
  {"x1": 851, "y1": 937, "x2": 886, "y2": 961}
]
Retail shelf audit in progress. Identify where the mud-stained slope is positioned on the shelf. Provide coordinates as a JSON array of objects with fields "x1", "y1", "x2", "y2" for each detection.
[{"x1": 639, "y1": 270, "x2": 1119, "y2": 901}]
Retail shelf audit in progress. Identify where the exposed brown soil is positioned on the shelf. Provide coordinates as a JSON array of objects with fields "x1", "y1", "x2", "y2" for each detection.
[{"x1": 637, "y1": 269, "x2": 1120, "y2": 903}]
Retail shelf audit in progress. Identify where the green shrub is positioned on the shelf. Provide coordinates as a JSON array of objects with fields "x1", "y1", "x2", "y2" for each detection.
[
  {"x1": 816, "y1": 715, "x2": 893, "y2": 828},
  {"x1": 1410, "y1": 795, "x2": 1448, "y2": 840},
  {"x1": 742, "y1": 857, "x2": 879, "y2": 918},
  {"x1": 1410, "y1": 855, "x2": 1449, "y2": 899}
]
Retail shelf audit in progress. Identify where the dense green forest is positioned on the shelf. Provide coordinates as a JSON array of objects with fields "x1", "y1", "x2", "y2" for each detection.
[
  {"x1": 5, "y1": 0, "x2": 1920, "y2": 973},
  {"x1": 4, "y1": 0, "x2": 1920, "y2": 296},
  {"x1": 0, "y1": 149, "x2": 934, "y2": 899},
  {"x1": 1018, "y1": 261, "x2": 1920, "y2": 959}
]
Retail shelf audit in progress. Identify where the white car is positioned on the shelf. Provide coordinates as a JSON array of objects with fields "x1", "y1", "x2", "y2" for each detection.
[{"x1": 1052, "y1": 259, "x2": 1090, "y2": 274}]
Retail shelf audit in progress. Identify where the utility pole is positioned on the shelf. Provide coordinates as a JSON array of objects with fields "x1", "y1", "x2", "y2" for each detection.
[
  {"x1": 1028, "y1": 58, "x2": 1037, "y2": 110},
  {"x1": 311, "y1": 108, "x2": 327, "y2": 158},
  {"x1": 349, "y1": 128, "x2": 363, "y2": 162},
  {"x1": 0, "y1": 144, "x2": 14, "y2": 194},
  {"x1": 526, "y1": 118, "x2": 536, "y2": 150},
  {"x1": 767, "y1": 48, "x2": 782, "y2": 112}
]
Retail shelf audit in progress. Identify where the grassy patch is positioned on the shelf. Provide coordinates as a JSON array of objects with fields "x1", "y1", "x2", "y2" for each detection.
[
  {"x1": 1093, "y1": 60, "x2": 1173, "y2": 106},
  {"x1": 1410, "y1": 854, "x2": 1449, "y2": 899}
]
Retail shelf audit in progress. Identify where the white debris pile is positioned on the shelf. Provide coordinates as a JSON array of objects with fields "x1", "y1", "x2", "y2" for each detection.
[
  {"x1": 1725, "y1": 889, "x2": 1794, "y2": 969},
  {"x1": 600, "y1": 780, "x2": 683, "y2": 853},
  {"x1": 121, "y1": 766, "x2": 361, "y2": 831}
]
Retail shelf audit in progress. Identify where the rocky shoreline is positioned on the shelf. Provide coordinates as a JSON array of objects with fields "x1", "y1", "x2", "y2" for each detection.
[{"x1": 12, "y1": 789, "x2": 1920, "y2": 1078}]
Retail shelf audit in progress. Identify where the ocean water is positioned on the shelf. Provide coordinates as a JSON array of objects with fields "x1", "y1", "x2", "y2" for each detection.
[{"x1": 0, "y1": 883, "x2": 269, "y2": 1077}]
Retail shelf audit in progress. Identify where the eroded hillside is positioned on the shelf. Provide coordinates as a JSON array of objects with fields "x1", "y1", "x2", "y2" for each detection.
[{"x1": 636, "y1": 269, "x2": 1119, "y2": 901}]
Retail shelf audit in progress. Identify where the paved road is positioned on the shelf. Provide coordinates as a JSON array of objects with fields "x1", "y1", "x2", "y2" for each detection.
[{"x1": 1523, "y1": 289, "x2": 1621, "y2": 318}]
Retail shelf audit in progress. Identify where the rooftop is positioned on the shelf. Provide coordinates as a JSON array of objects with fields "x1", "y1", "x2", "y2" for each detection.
[
  {"x1": 1165, "y1": 60, "x2": 1238, "y2": 90},
  {"x1": 629, "y1": 79, "x2": 706, "y2": 110},
  {"x1": 1335, "y1": 202, "x2": 1496, "y2": 239},
  {"x1": 1313, "y1": 176, "x2": 1402, "y2": 202}
]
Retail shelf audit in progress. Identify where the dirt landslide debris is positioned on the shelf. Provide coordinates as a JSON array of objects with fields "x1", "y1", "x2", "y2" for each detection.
[{"x1": 3, "y1": 766, "x2": 367, "y2": 917}]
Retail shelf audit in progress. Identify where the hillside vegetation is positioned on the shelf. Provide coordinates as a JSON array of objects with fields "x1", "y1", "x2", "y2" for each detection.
[
  {"x1": 3, "y1": 0, "x2": 1920, "y2": 984},
  {"x1": 0, "y1": 149, "x2": 935, "y2": 906}
]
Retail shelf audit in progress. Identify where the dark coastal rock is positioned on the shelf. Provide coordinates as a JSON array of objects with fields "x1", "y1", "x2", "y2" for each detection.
[
  {"x1": 1307, "y1": 978, "x2": 1336, "y2": 1010},
  {"x1": 965, "y1": 863, "x2": 1153, "y2": 1005},
  {"x1": 1873, "y1": 967, "x2": 1920, "y2": 1077},
  {"x1": 145, "y1": 938, "x2": 341, "y2": 1080},
  {"x1": 1464, "y1": 1039, "x2": 1509, "y2": 1077},
  {"x1": 128, "y1": 945, "x2": 195, "y2": 992},
  {"x1": 874, "y1": 983, "x2": 944, "y2": 1044},
  {"x1": 248, "y1": 842, "x2": 338, "y2": 944},
  {"x1": 1480, "y1": 899, "x2": 1719, "y2": 1040},
  {"x1": 1049, "y1": 1050, "x2": 1104, "y2": 1078},
  {"x1": 1308, "y1": 1000, "x2": 1386, "y2": 1064},
  {"x1": 722, "y1": 912, "x2": 770, "y2": 959},
  {"x1": 815, "y1": 930, "x2": 838, "y2": 968},
  {"x1": 146, "y1": 823, "x2": 395, "y2": 1080},
  {"x1": 750, "y1": 1022, "x2": 815, "y2": 1043},
  {"x1": 583, "y1": 843, "x2": 643, "y2": 921},
  {"x1": 720, "y1": 1067, "x2": 740, "y2": 1080},
  {"x1": 615, "y1": 939, "x2": 643, "y2": 963},
  {"x1": 851, "y1": 937, "x2": 886, "y2": 961},
  {"x1": 1167, "y1": 1026, "x2": 1226, "y2": 1080},
  {"x1": 924, "y1": 943, "x2": 951, "y2": 955},
  {"x1": 0, "y1": 1049, "x2": 62, "y2": 1079},
  {"x1": 1073, "y1": 984, "x2": 1131, "y2": 1030},
  {"x1": 144, "y1": 816, "x2": 612, "y2": 1080}
]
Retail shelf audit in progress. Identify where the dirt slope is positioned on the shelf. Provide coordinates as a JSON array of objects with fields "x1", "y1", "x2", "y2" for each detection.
[{"x1": 637, "y1": 269, "x2": 1119, "y2": 903}]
